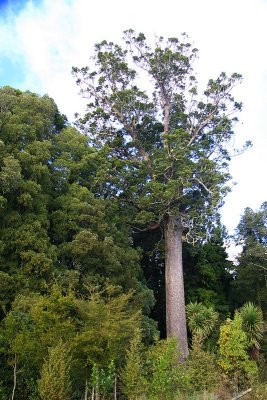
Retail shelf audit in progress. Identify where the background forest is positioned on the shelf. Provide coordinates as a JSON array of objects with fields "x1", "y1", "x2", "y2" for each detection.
[{"x1": 0, "y1": 30, "x2": 267, "y2": 400}]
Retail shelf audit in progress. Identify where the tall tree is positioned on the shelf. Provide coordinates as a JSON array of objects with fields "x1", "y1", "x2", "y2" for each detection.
[
  {"x1": 233, "y1": 202, "x2": 267, "y2": 315},
  {"x1": 0, "y1": 86, "x2": 66, "y2": 297},
  {"x1": 134, "y1": 227, "x2": 233, "y2": 338},
  {"x1": 73, "y1": 31, "x2": 245, "y2": 358},
  {"x1": 183, "y1": 233, "x2": 234, "y2": 315}
]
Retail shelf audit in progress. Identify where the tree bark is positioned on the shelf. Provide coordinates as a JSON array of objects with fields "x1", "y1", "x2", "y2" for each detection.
[
  {"x1": 114, "y1": 374, "x2": 117, "y2": 400},
  {"x1": 11, "y1": 354, "x2": 17, "y2": 400},
  {"x1": 84, "y1": 379, "x2": 88, "y2": 400},
  {"x1": 164, "y1": 215, "x2": 189, "y2": 359}
]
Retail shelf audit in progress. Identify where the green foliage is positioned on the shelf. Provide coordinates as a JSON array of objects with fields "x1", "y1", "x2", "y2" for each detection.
[
  {"x1": 90, "y1": 360, "x2": 116, "y2": 400},
  {"x1": 1, "y1": 288, "x2": 77, "y2": 395},
  {"x1": 144, "y1": 338, "x2": 189, "y2": 399},
  {"x1": 0, "y1": 284, "x2": 141, "y2": 398},
  {"x1": 73, "y1": 284, "x2": 141, "y2": 368},
  {"x1": 246, "y1": 383, "x2": 267, "y2": 400},
  {"x1": 183, "y1": 236, "x2": 234, "y2": 315},
  {"x1": 120, "y1": 329, "x2": 145, "y2": 399},
  {"x1": 186, "y1": 346, "x2": 219, "y2": 394},
  {"x1": 38, "y1": 341, "x2": 72, "y2": 400},
  {"x1": 240, "y1": 302, "x2": 263, "y2": 351},
  {"x1": 0, "y1": 380, "x2": 8, "y2": 400},
  {"x1": 0, "y1": 87, "x2": 62, "y2": 294},
  {"x1": 218, "y1": 313, "x2": 258, "y2": 390},
  {"x1": 186, "y1": 302, "x2": 218, "y2": 348},
  {"x1": 0, "y1": 85, "x2": 157, "y2": 398},
  {"x1": 233, "y1": 203, "x2": 267, "y2": 315},
  {"x1": 0, "y1": 86, "x2": 154, "y2": 315}
]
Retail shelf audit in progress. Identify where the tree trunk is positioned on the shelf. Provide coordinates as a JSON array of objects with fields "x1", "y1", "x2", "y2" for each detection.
[
  {"x1": 11, "y1": 354, "x2": 17, "y2": 400},
  {"x1": 84, "y1": 379, "x2": 88, "y2": 400},
  {"x1": 164, "y1": 215, "x2": 189, "y2": 359},
  {"x1": 114, "y1": 375, "x2": 117, "y2": 400}
]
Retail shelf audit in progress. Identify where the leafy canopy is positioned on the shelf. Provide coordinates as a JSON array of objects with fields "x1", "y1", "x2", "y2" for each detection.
[{"x1": 73, "y1": 30, "x2": 246, "y2": 241}]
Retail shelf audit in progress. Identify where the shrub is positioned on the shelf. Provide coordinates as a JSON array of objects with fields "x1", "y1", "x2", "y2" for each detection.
[
  {"x1": 90, "y1": 360, "x2": 116, "y2": 400},
  {"x1": 38, "y1": 341, "x2": 72, "y2": 400},
  {"x1": 144, "y1": 338, "x2": 189, "y2": 399},
  {"x1": 120, "y1": 329, "x2": 145, "y2": 399},
  {"x1": 240, "y1": 302, "x2": 264, "y2": 360},
  {"x1": 186, "y1": 346, "x2": 219, "y2": 394},
  {"x1": 217, "y1": 314, "x2": 258, "y2": 392}
]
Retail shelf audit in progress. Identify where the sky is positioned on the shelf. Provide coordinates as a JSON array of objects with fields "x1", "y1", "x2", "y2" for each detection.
[{"x1": 0, "y1": 0, "x2": 266, "y2": 258}]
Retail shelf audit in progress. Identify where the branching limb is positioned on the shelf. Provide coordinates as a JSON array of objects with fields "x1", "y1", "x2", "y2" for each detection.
[
  {"x1": 193, "y1": 178, "x2": 213, "y2": 195},
  {"x1": 231, "y1": 388, "x2": 252, "y2": 400}
]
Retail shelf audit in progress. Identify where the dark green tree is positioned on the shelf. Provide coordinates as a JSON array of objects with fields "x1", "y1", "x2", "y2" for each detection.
[
  {"x1": 73, "y1": 30, "x2": 245, "y2": 358},
  {"x1": 49, "y1": 126, "x2": 155, "y2": 317},
  {"x1": 233, "y1": 202, "x2": 267, "y2": 315},
  {"x1": 0, "y1": 87, "x2": 154, "y2": 318},
  {"x1": 0, "y1": 86, "x2": 66, "y2": 298},
  {"x1": 183, "y1": 234, "x2": 234, "y2": 315}
]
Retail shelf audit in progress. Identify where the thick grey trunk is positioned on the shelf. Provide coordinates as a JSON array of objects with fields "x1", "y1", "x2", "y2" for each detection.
[{"x1": 164, "y1": 215, "x2": 189, "y2": 359}]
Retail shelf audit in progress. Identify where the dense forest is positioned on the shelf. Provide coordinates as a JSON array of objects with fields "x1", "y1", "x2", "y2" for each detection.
[{"x1": 0, "y1": 31, "x2": 266, "y2": 399}]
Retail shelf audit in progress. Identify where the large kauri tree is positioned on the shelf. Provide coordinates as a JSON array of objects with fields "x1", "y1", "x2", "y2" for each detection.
[{"x1": 73, "y1": 31, "x2": 245, "y2": 358}]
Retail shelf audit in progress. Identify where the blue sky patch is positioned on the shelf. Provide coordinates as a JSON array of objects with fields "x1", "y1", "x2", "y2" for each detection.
[
  {"x1": 0, "y1": 56, "x2": 27, "y2": 88},
  {"x1": 0, "y1": 0, "x2": 41, "y2": 15},
  {"x1": 0, "y1": 0, "x2": 9, "y2": 8},
  {"x1": 0, "y1": 0, "x2": 26, "y2": 12},
  {"x1": 0, "y1": 0, "x2": 44, "y2": 91}
]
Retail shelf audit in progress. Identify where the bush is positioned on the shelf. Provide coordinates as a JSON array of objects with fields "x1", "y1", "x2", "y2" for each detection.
[
  {"x1": 246, "y1": 383, "x2": 267, "y2": 400},
  {"x1": 186, "y1": 346, "x2": 219, "y2": 394},
  {"x1": 120, "y1": 329, "x2": 145, "y2": 399},
  {"x1": 144, "y1": 338, "x2": 189, "y2": 399},
  {"x1": 217, "y1": 314, "x2": 258, "y2": 392},
  {"x1": 38, "y1": 341, "x2": 72, "y2": 400},
  {"x1": 90, "y1": 361, "x2": 116, "y2": 400}
]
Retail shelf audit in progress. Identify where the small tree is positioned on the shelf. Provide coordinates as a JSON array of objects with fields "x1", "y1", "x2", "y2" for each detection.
[
  {"x1": 186, "y1": 302, "x2": 218, "y2": 349},
  {"x1": 186, "y1": 302, "x2": 219, "y2": 394},
  {"x1": 38, "y1": 341, "x2": 72, "y2": 400},
  {"x1": 144, "y1": 338, "x2": 188, "y2": 399},
  {"x1": 240, "y1": 302, "x2": 264, "y2": 360},
  {"x1": 120, "y1": 329, "x2": 145, "y2": 400},
  {"x1": 186, "y1": 347, "x2": 219, "y2": 394},
  {"x1": 218, "y1": 314, "x2": 258, "y2": 392},
  {"x1": 90, "y1": 360, "x2": 116, "y2": 400}
]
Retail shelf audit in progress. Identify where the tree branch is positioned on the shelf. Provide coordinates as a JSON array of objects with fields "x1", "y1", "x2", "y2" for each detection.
[
  {"x1": 193, "y1": 177, "x2": 213, "y2": 195},
  {"x1": 231, "y1": 388, "x2": 252, "y2": 400}
]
